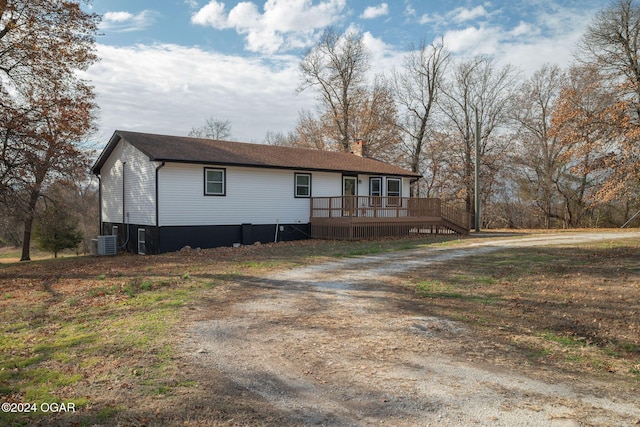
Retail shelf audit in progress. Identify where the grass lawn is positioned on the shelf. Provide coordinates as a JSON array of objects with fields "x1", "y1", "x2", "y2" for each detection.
[
  {"x1": 0, "y1": 236, "x2": 457, "y2": 426},
  {"x1": 0, "y1": 232, "x2": 638, "y2": 426}
]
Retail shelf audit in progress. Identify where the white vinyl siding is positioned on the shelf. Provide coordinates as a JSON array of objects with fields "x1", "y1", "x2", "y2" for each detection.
[
  {"x1": 100, "y1": 139, "x2": 157, "y2": 226},
  {"x1": 100, "y1": 141, "x2": 124, "y2": 224},
  {"x1": 159, "y1": 164, "x2": 340, "y2": 226}
]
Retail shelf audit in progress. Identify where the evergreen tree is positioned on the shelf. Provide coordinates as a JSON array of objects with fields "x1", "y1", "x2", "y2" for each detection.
[{"x1": 34, "y1": 204, "x2": 83, "y2": 258}]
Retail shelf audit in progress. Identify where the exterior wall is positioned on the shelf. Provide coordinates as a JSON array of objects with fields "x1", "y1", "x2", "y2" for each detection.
[
  {"x1": 100, "y1": 141, "x2": 124, "y2": 224},
  {"x1": 158, "y1": 164, "x2": 341, "y2": 226},
  {"x1": 158, "y1": 165, "x2": 413, "y2": 227},
  {"x1": 100, "y1": 140, "x2": 157, "y2": 226},
  {"x1": 403, "y1": 177, "x2": 411, "y2": 197},
  {"x1": 99, "y1": 148, "x2": 416, "y2": 253}
]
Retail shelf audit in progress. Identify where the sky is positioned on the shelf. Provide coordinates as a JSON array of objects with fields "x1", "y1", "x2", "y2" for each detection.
[{"x1": 81, "y1": 0, "x2": 607, "y2": 147}]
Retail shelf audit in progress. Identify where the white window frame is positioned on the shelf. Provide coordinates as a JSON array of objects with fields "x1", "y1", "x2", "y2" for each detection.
[
  {"x1": 386, "y1": 178, "x2": 401, "y2": 206},
  {"x1": 295, "y1": 173, "x2": 312, "y2": 198},
  {"x1": 369, "y1": 177, "x2": 382, "y2": 206},
  {"x1": 204, "y1": 168, "x2": 226, "y2": 196}
]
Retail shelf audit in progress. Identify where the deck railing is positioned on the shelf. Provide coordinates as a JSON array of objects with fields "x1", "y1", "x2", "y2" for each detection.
[
  {"x1": 310, "y1": 196, "x2": 442, "y2": 219},
  {"x1": 310, "y1": 196, "x2": 470, "y2": 239}
]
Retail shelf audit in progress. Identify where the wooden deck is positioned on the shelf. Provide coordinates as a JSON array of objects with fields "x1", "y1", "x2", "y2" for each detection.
[{"x1": 310, "y1": 196, "x2": 470, "y2": 240}]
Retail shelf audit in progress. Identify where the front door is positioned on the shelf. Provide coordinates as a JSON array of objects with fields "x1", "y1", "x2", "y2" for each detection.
[{"x1": 343, "y1": 176, "x2": 357, "y2": 216}]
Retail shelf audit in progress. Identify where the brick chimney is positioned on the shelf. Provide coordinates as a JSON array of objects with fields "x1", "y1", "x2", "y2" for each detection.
[{"x1": 352, "y1": 139, "x2": 367, "y2": 157}]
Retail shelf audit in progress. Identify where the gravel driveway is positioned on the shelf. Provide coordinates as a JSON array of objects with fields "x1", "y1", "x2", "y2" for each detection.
[{"x1": 183, "y1": 232, "x2": 640, "y2": 426}]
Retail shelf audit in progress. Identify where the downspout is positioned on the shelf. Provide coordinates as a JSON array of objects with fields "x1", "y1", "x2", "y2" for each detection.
[
  {"x1": 155, "y1": 162, "x2": 165, "y2": 254},
  {"x1": 94, "y1": 172, "x2": 102, "y2": 235},
  {"x1": 119, "y1": 162, "x2": 130, "y2": 250},
  {"x1": 122, "y1": 161, "x2": 126, "y2": 227}
]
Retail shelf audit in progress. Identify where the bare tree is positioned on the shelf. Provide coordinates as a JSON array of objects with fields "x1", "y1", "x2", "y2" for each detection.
[
  {"x1": 298, "y1": 27, "x2": 369, "y2": 152},
  {"x1": 390, "y1": 38, "x2": 449, "y2": 195},
  {"x1": 289, "y1": 79, "x2": 400, "y2": 159},
  {"x1": 579, "y1": 0, "x2": 640, "y2": 119},
  {"x1": 573, "y1": 0, "x2": 640, "y2": 212},
  {"x1": 263, "y1": 130, "x2": 299, "y2": 147},
  {"x1": 189, "y1": 116, "x2": 232, "y2": 140},
  {"x1": 348, "y1": 78, "x2": 402, "y2": 162},
  {"x1": 439, "y1": 55, "x2": 519, "y2": 218},
  {"x1": 292, "y1": 110, "x2": 338, "y2": 151},
  {"x1": 512, "y1": 64, "x2": 568, "y2": 227}
]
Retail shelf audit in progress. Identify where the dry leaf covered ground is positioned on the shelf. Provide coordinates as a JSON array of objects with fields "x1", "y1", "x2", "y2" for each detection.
[{"x1": 1, "y1": 231, "x2": 639, "y2": 426}]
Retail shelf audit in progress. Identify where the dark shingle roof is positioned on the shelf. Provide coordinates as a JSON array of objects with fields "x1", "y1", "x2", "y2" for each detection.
[{"x1": 91, "y1": 130, "x2": 421, "y2": 178}]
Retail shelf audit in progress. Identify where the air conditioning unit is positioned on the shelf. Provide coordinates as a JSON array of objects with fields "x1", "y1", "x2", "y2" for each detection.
[{"x1": 97, "y1": 235, "x2": 117, "y2": 256}]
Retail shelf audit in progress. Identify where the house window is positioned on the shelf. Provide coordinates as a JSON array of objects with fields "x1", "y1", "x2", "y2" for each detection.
[
  {"x1": 369, "y1": 177, "x2": 382, "y2": 206},
  {"x1": 295, "y1": 173, "x2": 311, "y2": 198},
  {"x1": 386, "y1": 178, "x2": 401, "y2": 206},
  {"x1": 204, "y1": 168, "x2": 226, "y2": 196},
  {"x1": 138, "y1": 228, "x2": 146, "y2": 255}
]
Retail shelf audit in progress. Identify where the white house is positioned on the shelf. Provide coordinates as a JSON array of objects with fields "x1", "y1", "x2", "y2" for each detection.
[{"x1": 91, "y1": 130, "x2": 424, "y2": 254}]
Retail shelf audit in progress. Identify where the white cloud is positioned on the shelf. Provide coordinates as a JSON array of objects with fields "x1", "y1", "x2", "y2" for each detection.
[
  {"x1": 443, "y1": 25, "x2": 501, "y2": 56},
  {"x1": 417, "y1": 5, "x2": 488, "y2": 27},
  {"x1": 418, "y1": 13, "x2": 437, "y2": 25},
  {"x1": 103, "y1": 11, "x2": 134, "y2": 23},
  {"x1": 100, "y1": 10, "x2": 158, "y2": 32},
  {"x1": 449, "y1": 6, "x2": 489, "y2": 23},
  {"x1": 191, "y1": 1, "x2": 228, "y2": 28},
  {"x1": 361, "y1": 31, "x2": 403, "y2": 76},
  {"x1": 360, "y1": 3, "x2": 389, "y2": 20},
  {"x1": 191, "y1": 0, "x2": 347, "y2": 54},
  {"x1": 438, "y1": 2, "x2": 600, "y2": 76},
  {"x1": 82, "y1": 44, "x2": 316, "y2": 144},
  {"x1": 510, "y1": 21, "x2": 538, "y2": 37}
]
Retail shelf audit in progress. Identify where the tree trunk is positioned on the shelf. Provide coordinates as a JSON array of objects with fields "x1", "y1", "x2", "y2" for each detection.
[
  {"x1": 20, "y1": 212, "x2": 34, "y2": 261},
  {"x1": 20, "y1": 182, "x2": 43, "y2": 261}
]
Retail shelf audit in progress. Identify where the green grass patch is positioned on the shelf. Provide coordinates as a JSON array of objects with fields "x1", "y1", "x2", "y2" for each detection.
[
  {"x1": 0, "y1": 279, "x2": 194, "y2": 425},
  {"x1": 540, "y1": 332, "x2": 588, "y2": 347}
]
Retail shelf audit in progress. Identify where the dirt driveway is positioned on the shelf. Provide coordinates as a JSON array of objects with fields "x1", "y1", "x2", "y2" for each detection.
[{"x1": 182, "y1": 232, "x2": 640, "y2": 426}]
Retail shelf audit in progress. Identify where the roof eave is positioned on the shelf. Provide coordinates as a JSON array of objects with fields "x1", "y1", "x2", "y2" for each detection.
[
  {"x1": 150, "y1": 157, "x2": 421, "y2": 178},
  {"x1": 90, "y1": 131, "x2": 123, "y2": 175}
]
